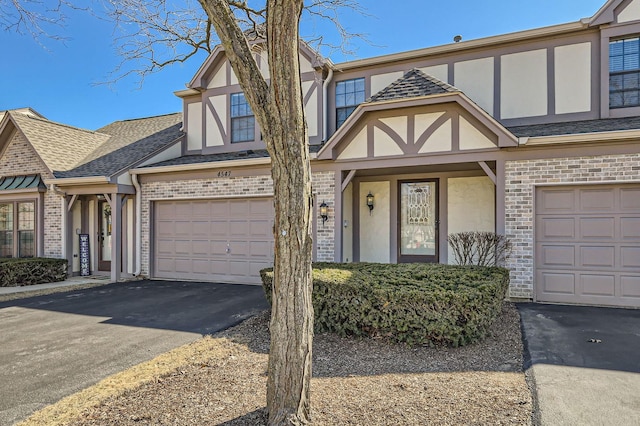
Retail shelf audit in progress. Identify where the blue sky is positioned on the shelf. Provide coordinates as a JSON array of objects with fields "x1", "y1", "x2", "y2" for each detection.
[{"x1": 1, "y1": 0, "x2": 605, "y2": 130}]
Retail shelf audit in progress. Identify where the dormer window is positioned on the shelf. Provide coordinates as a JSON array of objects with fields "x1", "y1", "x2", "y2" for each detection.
[
  {"x1": 336, "y1": 77, "x2": 365, "y2": 128},
  {"x1": 231, "y1": 93, "x2": 255, "y2": 143},
  {"x1": 609, "y1": 37, "x2": 640, "y2": 108}
]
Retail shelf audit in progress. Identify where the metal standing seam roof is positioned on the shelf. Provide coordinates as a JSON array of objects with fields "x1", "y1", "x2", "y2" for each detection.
[{"x1": 0, "y1": 174, "x2": 46, "y2": 191}]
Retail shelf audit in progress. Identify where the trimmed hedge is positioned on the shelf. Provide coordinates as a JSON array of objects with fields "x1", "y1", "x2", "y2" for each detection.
[
  {"x1": 261, "y1": 262, "x2": 509, "y2": 347},
  {"x1": 0, "y1": 258, "x2": 68, "y2": 287}
]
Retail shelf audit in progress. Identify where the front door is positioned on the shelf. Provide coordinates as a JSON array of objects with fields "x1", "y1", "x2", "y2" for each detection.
[
  {"x1": 98, "y1": 200, "x2": 112, "y2": 271},
  {"x1": 398, "y1": 180, "x2": 439, "y2": 263}
]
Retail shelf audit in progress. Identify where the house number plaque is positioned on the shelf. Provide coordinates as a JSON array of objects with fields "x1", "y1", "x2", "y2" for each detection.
[{"x1": 217, "y1": 170, "x2": 231, "y2": 178}]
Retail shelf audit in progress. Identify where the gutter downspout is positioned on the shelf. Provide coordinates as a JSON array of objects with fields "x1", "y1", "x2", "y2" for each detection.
[
  {"x1": 322, "y1": 66, "x2": 334, "y2": 143},
  {"x1": 131, "y1": 173, "x2": 142, "y2": 277}
]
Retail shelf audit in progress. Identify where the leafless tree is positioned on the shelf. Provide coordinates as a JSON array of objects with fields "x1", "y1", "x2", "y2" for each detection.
[{"x1": 3, "y1": 0, "x2": 365, "y2": 424}]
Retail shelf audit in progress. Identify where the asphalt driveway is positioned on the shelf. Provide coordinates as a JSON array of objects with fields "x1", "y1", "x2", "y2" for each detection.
[
  {"x1": 518, "y1": 303, "x2": 640, "y2": 426},
  {"x1": 0, "y1": 280, "x2": 268, "y2": 425}
]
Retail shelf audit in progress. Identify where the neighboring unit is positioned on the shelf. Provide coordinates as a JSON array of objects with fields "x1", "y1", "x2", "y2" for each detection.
[{"x1": 1, "y1": 0, "x2": 639, "y2": 308}]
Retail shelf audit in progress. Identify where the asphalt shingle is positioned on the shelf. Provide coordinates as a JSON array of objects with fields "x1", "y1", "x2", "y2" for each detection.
[
  {"x1": 368, "y1": 69, "x2": 458, "y2": 103},
  {"x1": 55, "y1": 113, "x2": 183, "y2": 178},
  {"x1": 508, "y1": 116, "x2": 640, "y2": 137}
]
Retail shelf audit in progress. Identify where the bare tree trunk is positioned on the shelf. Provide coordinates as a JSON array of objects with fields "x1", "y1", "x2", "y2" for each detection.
[
  {"x1": 264, "y1": 1, "x2": 314, "y2": 421},
  {"x1": 200, "y1": 1, "x2": 313, "y2": 424}
]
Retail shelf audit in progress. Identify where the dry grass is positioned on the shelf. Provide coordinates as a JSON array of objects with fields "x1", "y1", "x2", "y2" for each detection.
[
  {"x1": 20, "y1": 304, "x2": 532, "y2": 426},
  {"x1": 0, "y1": 282, "x2": 111, "y2": 303}
]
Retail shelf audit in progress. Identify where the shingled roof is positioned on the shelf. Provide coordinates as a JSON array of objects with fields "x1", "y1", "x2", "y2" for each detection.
[
  {"x1": 55, "y1": 113, "x2": 183, "y2": 178},
  {"x1": 368, "y1": 68, "x2": 459, "y2": 103},
  {"x1": 8, "y1": 110, "x2": 109, "y2": 173},
  {"x1": 508, "y1": 115, "x2": 640, "y2": 137}
]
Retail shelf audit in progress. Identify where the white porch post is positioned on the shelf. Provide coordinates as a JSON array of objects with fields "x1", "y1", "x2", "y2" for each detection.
[{"x1": 110, "y1": 193, "x2": 122, "y2": 282}]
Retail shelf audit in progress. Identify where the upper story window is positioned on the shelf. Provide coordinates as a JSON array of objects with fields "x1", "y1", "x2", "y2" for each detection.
[
  {"x1": 610, "y1": 37, "x2": 640, "y2": 108},
  {"x1": 0, "y1": 201, "x2": 35, "y2": 258},
  {"x1": 230, "y1": 93, "x2": 255, "y2": 143},
  {"x1": 336, "y1": 77, "x2": 365, "y2": 128}
]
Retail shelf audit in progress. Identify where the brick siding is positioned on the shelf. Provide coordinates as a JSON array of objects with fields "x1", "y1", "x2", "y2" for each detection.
[
  {"x1": 140, "y1": 170, "x2": 336, "y2": 276},
  {"x1": 0, "y1": 132, "x2": 62, "y2": 257},
  {"x1": 505, "y1": 153, "x2": 640, "y2": 299}
]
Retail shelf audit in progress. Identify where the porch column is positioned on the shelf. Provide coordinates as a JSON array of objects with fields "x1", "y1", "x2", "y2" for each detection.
[
  {"x1": 62, "y1": 195, "x2": 73, "y2": 276},
  {"x1": 333, "y1": 171, "x2": 343, "y2": 262},
  {"x1": 496, "y1": 159, "x2": 506, "y2": 235},
  {"x1": 110, "y1": 193, "x2": 122, "y2": 282}
]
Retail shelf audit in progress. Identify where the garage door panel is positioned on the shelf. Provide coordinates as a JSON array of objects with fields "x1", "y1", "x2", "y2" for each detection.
[
  {"x1": 538, "y1": 244, "x2": 575, "y2": 267},
  {"x1": 174, "y1": 221, "x2": 192, "y2": 236},
  {"x1": 156, "y1": 239, "x2": 176, "y2": 254},
  {"x1": 536, "y1": 184, "x2": 640, "y2": 308},
  {"x1": 580, "y1": 274, "x2": 615, "y2": 297},
  {"x1": 621, "y1": 276, "x2": 640, "y2": 298},
  {"x1": 538, "y1": 190, "x2": 575, "y2": 212},
  {"x1": 191, "y1": 201, "x2": 211, "y2": 217},
  {"x1": 210, "y1": 220, "x2": 228, "y2": 236},
  {"x1": 229, "y1": 200, "x2": 249, "y2": 215},
  {"x1": 538, "y1": 271, "x2": 575, "y2": 295},
  {"x1": 538, "y1": 218, "x2": 575, "y2": 239},
  {"x1": 154, "y1": 198, "x2": 274, "y2": 284},
  {"x1": 174, "y1": 259, "x2": 192, "y2": 273},
  {"x1": 621, "y1": 188, "x2": 640, "y2": 209},
  {"x1": 229, "y1": 220, "x2": 250, "y2": 236},
  {"x1": 192, "y1": 221, "x2": 210, "y2": 234},
  {"x1": 192, "y1": 259, "x2": 211, "y2": 275},
  {"x1": 621, "y1": 218, "x2": 640, "y2": 239},
  {"x1": 621, "y1": 247, "x2": 640, "y2": 268},
  {"x1": 175, "y1": 203, "x2": 193, "y2": 217},
  {"x1": 580, "y1": 246, "x2": 615, "y2": 268},
  {"x1": 579, "y1": 217, "x2": 615, "y2": 239},
  {"x1": 192, "y1": 240, "x2": 210, "y2": 256},
  {"x1": 250, "y1": 241, "x2": 272, "y2": 257},
  {"x1": 580, "y1": 188, "x2": 615, "y2": 212},
  {"x1": 211, "y1": 240, "x2": 229, "y2": 255}
]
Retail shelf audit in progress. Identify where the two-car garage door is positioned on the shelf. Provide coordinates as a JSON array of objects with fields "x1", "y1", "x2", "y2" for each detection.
[
  {"x1": 153, "y1": 198, "x2": 274, "y2": 284},
  {"x1": 535, "y1": 184, "x2": 640, "y2": 308}
]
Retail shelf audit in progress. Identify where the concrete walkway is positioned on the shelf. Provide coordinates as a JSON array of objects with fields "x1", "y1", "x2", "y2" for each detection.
[
  {"x1": 518, "y1": 303, "x2": 640, "y2": 426},
  {"x1": 0, "y1": 275, "x2": 112, "y2": 296}
]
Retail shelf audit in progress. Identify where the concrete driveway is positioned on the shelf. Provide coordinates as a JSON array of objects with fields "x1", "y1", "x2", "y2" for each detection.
[
  {"x1": 518, "y1": 303, "x2": 640, "y2": 426},
  {"x1": 0, "y1": 280, "x2": 268, "y2": 425}
]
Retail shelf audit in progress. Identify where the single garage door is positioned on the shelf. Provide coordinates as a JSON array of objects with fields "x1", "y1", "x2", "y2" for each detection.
[
  {"x1": 153, "y1": 198, "x2": 274, "y2": 284},
  {"x1": 535, "y1": 184, "x2": 640, "y2": 308}
]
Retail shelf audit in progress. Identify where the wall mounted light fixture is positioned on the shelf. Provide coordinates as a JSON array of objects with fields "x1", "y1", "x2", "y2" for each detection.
[
  {"x1": 366, "y1": 192, "x2": 374, "y2": 215},
  {"x1": 320, "y1": 201, "x2": 328, "y2": 225}
]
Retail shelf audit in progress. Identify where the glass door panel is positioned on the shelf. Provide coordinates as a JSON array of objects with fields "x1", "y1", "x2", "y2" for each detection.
[
  {"x1": 98, "y1": 200, "x2": 112, "y2": 271},
  {"x1": 398, "y1": 180, "x2": 438, "y2": 263}
]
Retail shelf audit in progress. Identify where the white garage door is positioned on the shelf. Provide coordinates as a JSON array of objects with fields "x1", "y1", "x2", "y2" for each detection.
[
  {"x1": 535, "y1": 184, "x2": 640, "y2": 308},
  {"x1": 153, "y1": 198, "x2": 274, "y2": 284}
]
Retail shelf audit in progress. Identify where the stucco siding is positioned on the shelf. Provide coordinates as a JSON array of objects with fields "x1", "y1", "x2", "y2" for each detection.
[
  {"x1": 554, "y1": 42, "x2": 591, "y2": 114},
  {"x1": 505, "y1": 153, "x2": 640, "y2": 299},
  {"x1": 447, "y1": 176, "x2": 495, "y2": 264},
  {"x1": 500, "y1": 49, "x2": 548, "y2": 119},
  {"x1": 359, "y1": 181, "x2": 390, "y2": 263}
]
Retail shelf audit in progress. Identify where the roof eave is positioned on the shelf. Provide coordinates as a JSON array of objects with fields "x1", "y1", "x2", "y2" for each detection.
[
  {"x1": 521, "y1": 128, "x2": 640, "y2": 145},
  {"x1": 45, "y1": 176, "x2": 112, "y2": 186},
  {"x1": 334, "y1": 21, "x2": 588, "y2": 71}
]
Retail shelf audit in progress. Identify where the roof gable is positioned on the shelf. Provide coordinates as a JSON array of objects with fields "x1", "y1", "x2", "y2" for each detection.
[
  {"x1": 55, "y1": 113, "x2": 183, "y2": 179},
  {"x1": 6, "y1": 110, "x2": 109, "y2": 173},
  {"x1": 590, "y1": 0, "x2": 640, "y2": 26},
  {"x1": 188, "y1": 40, "x2": 325, "y2": 90},
  {"x1": 369, "y1": 69, "x2": 458, "y2": 102},
  {"x1": 318, "y1": 71, "x2": 517, "y2": 161}
]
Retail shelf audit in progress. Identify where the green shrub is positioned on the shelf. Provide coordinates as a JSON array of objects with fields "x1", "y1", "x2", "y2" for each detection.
[
  {"x1": 0, "y1": 258, "x2": 68, "y2": 287},
  {"x1": 261, "y1": 262, "x2": 509, "y2": 347}
]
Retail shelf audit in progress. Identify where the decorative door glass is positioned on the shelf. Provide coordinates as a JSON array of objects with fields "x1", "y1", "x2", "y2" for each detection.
[
  {"x1": 100, "y1": 201, "x2": 112, "y2": 262},
  {"x1": 399, "y1": 181, "x2": 437, "y2": 259}
]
